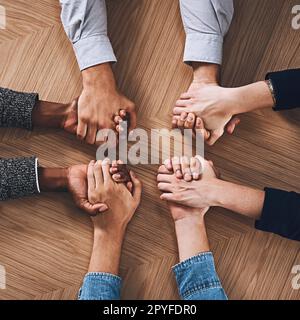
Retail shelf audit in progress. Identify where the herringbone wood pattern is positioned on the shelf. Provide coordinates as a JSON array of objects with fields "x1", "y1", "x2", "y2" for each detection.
[{"x1": 0, "y1": 0, "x2": 299, "y2": 300}]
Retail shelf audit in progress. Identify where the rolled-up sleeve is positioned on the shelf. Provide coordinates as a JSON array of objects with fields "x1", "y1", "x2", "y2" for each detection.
[
  {"x1": 0, "y1": 157, "x2": 40, "y2": 201},
  {"x1": 179, "y1": 0, "x2": 234, "y2": 65},
  {"x1": 60, "y1": 0, "x2": 117, "y2": 71},
  {"x1": 78, "y1": 272, "x2": 122, "y2": 300},
  {"x1": 172, "y1": 252, "x2": 227, "y2": 300}
]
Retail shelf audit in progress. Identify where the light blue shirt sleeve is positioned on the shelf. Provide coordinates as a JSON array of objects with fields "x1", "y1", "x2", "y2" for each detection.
[
  {"x1": 78, "y1": 272, "x2": 122, "y2": 300},
  {"x1": 172, "y1": 252, "x2": 227, "y2": 300},
  {"x1": 179, "y1": 0, "x2": 234, "y2": 65},
  {"x1": 59, "y1": 0, "x2": 117, "y2": 71}
]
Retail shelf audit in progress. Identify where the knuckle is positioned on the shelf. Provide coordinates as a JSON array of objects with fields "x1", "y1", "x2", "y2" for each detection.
[{"x1": 158, "y1": 165, "x2": 165, "y2": 172}]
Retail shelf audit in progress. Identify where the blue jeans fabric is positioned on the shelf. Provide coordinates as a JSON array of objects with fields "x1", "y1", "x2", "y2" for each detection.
[{"x1": 78, "y1": 252, "x2": 226, "y2": 300}]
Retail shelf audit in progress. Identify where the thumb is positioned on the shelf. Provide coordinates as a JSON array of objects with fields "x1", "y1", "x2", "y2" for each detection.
[
  {"x1": 81, "y1": 200, "x2": 108, "y2": 216},
  {"x1": 206, "y1": 128, "x2": 224, "y2": 146},
  {"x1": 226, "y1": 116, "x2": 241, "y2": 135}
]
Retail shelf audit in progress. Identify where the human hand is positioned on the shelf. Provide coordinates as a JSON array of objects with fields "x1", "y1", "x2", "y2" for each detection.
[
  {"x1": 78, "y1": 63, "x2": 136, "y2": 144},
  {"x1": 87, "y1": 159, "x2": 142, "y2": 232},
  {"x1": 67, "y1": 164, "x2": 108, "y2": 216},
  {"x1": 66, "y1": 160, "x2": 133, "y2": 216},
  {"x1": 173, "y1": 82, "x2": 241, "y2": 145},
  {"x1": 172, "y1": 112, "x2": 211, "y2": 141},
  {"x1": 157, "y1": 164, "x2": 209, "y2": 221},
  {"x1": 157, "y1": 156, "x2": 220, "y2": 209}
]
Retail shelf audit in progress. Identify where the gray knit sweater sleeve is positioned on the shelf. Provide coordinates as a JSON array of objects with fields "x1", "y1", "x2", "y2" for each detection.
[
  {"x1": 0, "y1": 87, "x2": 38, "y2": 130},
  {"x1": 0, "y1": 156, "x2": 40, "y2": 200}
]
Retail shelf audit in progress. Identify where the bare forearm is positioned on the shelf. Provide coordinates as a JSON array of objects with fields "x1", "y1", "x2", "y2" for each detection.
[
  {"x1": 38, "y1": 167, "x2": 68, "y2": 192},
  {"x1": 88, "y1": 229, "x2": 124, "y2": 275},
  {"x1": 175, "y1": 216, "x2": 210, "y2": 262},
  {"x1": 212, "y1": 179, "x2": 265, "y2": 220},
  {"x1": 32, "y1": 100, "x2": 70, "y2": 128},
  {"x1": 232, "y1": 81, "x2": 275, "y2": 114}
]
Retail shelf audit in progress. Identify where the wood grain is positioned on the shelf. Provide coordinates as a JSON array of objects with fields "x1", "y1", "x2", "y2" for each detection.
[{"x1": 0, "y1": 0, "x2": 299, "y2": 300}]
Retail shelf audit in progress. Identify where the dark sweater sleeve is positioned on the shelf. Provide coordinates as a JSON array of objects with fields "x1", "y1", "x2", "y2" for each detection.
[
  {"x1": 266, "y1": 69, "x2": 300, "y2": 111},
  {"x1": 0, "y1": 87, "x2": 38, "y2": 130},
  {"x1": 0, "y1": 157, "x2": 40, "y2": 201},
  {"x1": 255, "y1": 188, "x2": 300, "y2": 241}
]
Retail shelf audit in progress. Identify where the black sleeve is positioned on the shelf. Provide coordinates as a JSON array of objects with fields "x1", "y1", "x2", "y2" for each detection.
[
  {"x1": 265, "y1": 69, "x2": 300, "y2": 111},
  {"x1": 0, "y1": 87, "x2": 38, "y2": 130},
  {"x1": 255, "y1": 188, "x2": 300, "y2": 241},
  {"x1": 0, "y1": 157, "x2": 40, "y2": 200}
]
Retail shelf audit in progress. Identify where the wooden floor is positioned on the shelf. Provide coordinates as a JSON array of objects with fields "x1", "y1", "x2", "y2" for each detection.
[{"x1": 0, "y1": 0, "x2": 300, "y2": 300}]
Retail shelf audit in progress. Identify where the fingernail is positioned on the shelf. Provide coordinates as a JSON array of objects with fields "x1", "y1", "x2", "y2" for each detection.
[
  {"x1": 193, "y1": 173, "x2": 199, "y2": 179},
  {"x1": 99, "y1": 206, "x2": 107, "y2": 213}
]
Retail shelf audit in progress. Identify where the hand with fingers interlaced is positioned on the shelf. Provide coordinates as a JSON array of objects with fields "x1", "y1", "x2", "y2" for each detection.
[
  {"x1": 87, "y1": 159, "x2": 142, "y2": 231},
  {"x1": 172, "y1": 83, "x2": 241, "y2": 145}
]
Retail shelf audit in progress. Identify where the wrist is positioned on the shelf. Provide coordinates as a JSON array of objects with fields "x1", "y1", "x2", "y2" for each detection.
[
  {"x1": 234, "y1": 81, "x2": 275, "y2": 114},
  {"x1": 82, "y1": 63, "x2": 116, "y2": 89},
  {"x1": 93, "y1": 222, "x2": 126, "y2": 243},
  {"x1": 208, "y1": 179, "x2": 232, "y2": 207},
  {"x1": 175, "y1": 214, "x2": 205, "y2": 230},
  {"x1": 32, "y1": 101, "x2": 69, "y2": 128},
  {"x1": 89, "y1": 228, "x2": 123, "y2": 275},
  {"x1": 175, "y1": 215, "x2": 210, "y2": 262},
  {"x1": 38, "y1": 167, "x2": 68, "y2": 192},
  {"x1": 94, "y1": 228, "x2": 125, "y2": 243},
  {"x1": 192, "y1": 62, "x2": 219, "y2": 85}
]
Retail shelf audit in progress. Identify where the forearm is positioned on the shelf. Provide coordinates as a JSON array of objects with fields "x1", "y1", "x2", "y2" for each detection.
[
  {"x1": 78, "y1": 227, "x2": 124, "y2": 300},
  {"x1": 88, "y1": 228, "x2": 124, "y2": 275},
  {"x1": 175, "y1": 215, "x2": 210, "y2": 262},
  {"x1": 232, "y1": 81, "x2": 275, "y2": 114},
  {"x1": 173, "y1": 216, "x2": 227, "y2": 300},
  {"x1": 212, "y1": 179, "x2": 265, "y2": 220},
  {"x1": 32, "y1": 100, "x2": 71, "y2": 129},
  {"x1": 0, "y1": 87, "x2": 72, "y2": 130},
  {"x1": 38, "y1": 167, "x2": 68, "y2": 192}
]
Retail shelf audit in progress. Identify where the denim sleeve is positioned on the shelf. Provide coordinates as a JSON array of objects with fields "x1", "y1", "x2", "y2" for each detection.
[
  {"x1": 78, "y1": 272, "x2": 122, "y2": 300},
  {"x1": 179, "y1": 0, "x2": 234, "y2": 65},
  {"x1": 60, "y1": 0, "x2": 117, "y2": 71},
  {"x1": 172, "y1": 252, "x2": 227, "y2": 300}
]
